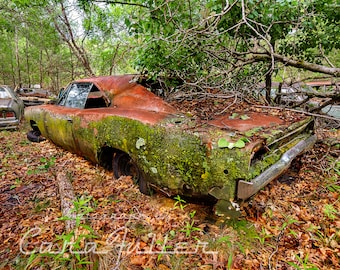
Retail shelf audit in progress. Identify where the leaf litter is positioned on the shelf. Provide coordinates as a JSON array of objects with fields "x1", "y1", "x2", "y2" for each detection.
[{"x1": 0, "y1": 115, "x2": 339, "y2": 269}]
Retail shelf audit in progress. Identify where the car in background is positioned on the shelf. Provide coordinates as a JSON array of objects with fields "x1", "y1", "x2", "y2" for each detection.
[
  {"x1": 256, "y1": 83, "x2": 306, "y2": 106},
  {"x1": 17, "y1": 87, "x2": 54, "y2": 106},
  {"x1": 257, "y1": 81, "x2": 340, "y2": 119},
  {"x1": 321, "y1": 105, "x2": 340, "y2": 119},
  {"x1": 0, "y1": 85, "x2": 25, "y2": 130},
  {"x1": 305, "y1": 80, "x2": 340, "y2": 119},
  {"x1": 25, "y1": 75, "x2": 316, "y2": 216}
]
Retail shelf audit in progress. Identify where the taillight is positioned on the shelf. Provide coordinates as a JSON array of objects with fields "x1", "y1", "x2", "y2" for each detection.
[
  {"x1": 1, "y1": 111, "x2": 15, "y2": 118},
  {"x1": 6, "y1": 111, "x2": 15, "y2": 118}
]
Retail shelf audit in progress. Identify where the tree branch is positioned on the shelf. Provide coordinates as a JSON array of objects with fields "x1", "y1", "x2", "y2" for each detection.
[
  {"x1": 91, "y1": 0, "x2": 148, "y2": 8},
  {"x1": 254, "y1": 105, "x2": 340, "y2": 122},
  {"x1": 253, "y1": 52, "x2": 340, "y2": 77}
]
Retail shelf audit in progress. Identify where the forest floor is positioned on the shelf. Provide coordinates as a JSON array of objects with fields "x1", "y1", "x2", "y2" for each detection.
[{"x1": 0, "y1": 119, "x2": 339, "y2": 270}]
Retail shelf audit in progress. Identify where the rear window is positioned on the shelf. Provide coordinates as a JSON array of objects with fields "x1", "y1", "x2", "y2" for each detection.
[{"x1": 0, "y1": 87, "x2": 11, "y2": 99}]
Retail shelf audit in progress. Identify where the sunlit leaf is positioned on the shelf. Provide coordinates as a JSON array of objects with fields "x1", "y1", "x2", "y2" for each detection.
[{"x1": 218, "y1": 138, "x2": 230, "y2": 148}]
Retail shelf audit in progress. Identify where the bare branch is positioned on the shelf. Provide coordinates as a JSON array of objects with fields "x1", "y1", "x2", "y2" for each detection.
[
  {"x1": 253, "y1": 52, "x2": 340, "y2": 77},
  {"x1": 47, "y1": 2, "x2": 94, "y2": 76},
  {"x1": 319, "y1": 44, "x2": 335, "y2": 68},
  {"x1": 240, "y1": 0, "x2": 275, "y2": 74},
  {"x1": 254, "y1": 105, "x2": 340, "y2": 122},
  {"x1": 91, "y1": 0, "x2": 148, "y2": 8}
]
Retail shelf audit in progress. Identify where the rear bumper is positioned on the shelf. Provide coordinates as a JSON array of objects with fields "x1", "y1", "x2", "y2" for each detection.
[
  {"x1": 237, "y1": 134, "x2": 317, "y2": 200},
  {"x1": 0, "y1": 119, "x2": 20, "y2": 130}
]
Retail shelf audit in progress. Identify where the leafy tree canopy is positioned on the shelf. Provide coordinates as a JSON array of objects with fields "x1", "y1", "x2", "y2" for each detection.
[
  {"x1": 0, "y1": 0, "x2": 339, "y2": 97},
  {"x1": 114, "y1": 0, "x2": 339, "y2": 91}
]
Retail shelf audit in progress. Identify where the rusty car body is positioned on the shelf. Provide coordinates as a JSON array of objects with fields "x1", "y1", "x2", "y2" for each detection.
[
  {"x1": 0, "y1": 85, "x2": 24, "y2": 130},
  {"x1": 24, "y1": 75, "x2": 316, "y2": 215}
]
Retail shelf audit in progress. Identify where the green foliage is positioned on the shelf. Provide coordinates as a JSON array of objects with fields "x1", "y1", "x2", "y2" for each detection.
[
  {"x1": 123, "y1": 0, "x2": 339, "y2": 93},
  {"x1": 71, "y1": 195, "x2": 96, "y2": 224},
  {"x1": 254, "y1": 227, "x2": 273, "y2": 245},
  {"x1": 287, "y1": 253, "x2": 319, "y2": 270},
  {"x1": 323, "y1": 204, "x2": 337, "y2": 220},
  {"x1": 10, "y1": 178, "x2": 22, "y2": 190},
  {"x1": 218, "y1": 137, "x2": 248, "y2": 149},
  {"x1": 280, "y1": 215, "x2": 301, "y2": 231},
  {"x1": 155, "y1": 236, "x2": 174, "y2": 261},
  {"x1": 0, "y1": 0, "x2": 70, "y2": 88},
  {"x1": 38, "y1": 157, "x2": 56, "y2": 170},
  {"x1": 0, "y1": 0, "x2": 136, "y2": 89},
  {"x1": 325, "y1": 154, "x2": 340, "y2": 192},
  {"x1": 180, "y1": 220, "x2": 201, "y2": 238},
  {"x1": 27, "y1": 156, "x2": 56, "y2": 175},
  {"x1": 1, "y1": 0, "x2": 339, "y2": 95},
  {"x1": 179, "y1": 210, "x2": 201, "y2": 239},
  {"x1": 26, "y1": 195, "x2": 97, "y2": 269},
  {"x1": 173, "y1": 195, "x2": 187, "y2": 210}
]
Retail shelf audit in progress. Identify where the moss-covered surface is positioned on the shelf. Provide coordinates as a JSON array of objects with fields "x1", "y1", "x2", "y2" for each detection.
[
  {"x1": 26, "y1": 107, "x2": 314, "y2": 202},
  {"x1": 92, "y1": 116, "x2": 209, "y2": 193}
]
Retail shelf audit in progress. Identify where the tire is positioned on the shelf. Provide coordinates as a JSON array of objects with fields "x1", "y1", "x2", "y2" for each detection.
[
  {"x1": 27, "y1": 130, "x2": 46, "y2": 143},
  {"x1": 138, "y1": 176, "x2": 149, "y2": 195},
  {"x1": 112, "y1": 152, "x2": 150, "y2": 195}
]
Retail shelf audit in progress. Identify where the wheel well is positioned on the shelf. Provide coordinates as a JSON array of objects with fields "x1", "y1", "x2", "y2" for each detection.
[
  {"x1": 97, "y1": 146, "x2": 123, "y2": 170},
  {"x1": 30, "y1": 120, "x2": 40, "y2": 132},
  {"x1": 98, "y1": 146, "x2": 151, "y2": 195}
]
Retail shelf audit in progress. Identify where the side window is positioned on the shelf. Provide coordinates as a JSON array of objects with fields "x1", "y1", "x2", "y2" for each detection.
[{"x1": 84, "y1": 86, "x2": 109, "y2": 109}]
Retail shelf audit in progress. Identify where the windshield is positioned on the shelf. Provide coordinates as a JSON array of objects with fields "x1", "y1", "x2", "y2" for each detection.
[{"x1": 58, "y1": 82, "x2": 93, "y2": 109}]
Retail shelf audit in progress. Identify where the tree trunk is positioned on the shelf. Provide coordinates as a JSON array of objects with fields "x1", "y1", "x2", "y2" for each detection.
[
  {"x1": 25, "y1": 36, "x2": 30, "y2": 86},
  {"x1": 15, "y1": 28, "x2": 21, "y2": 86},
  {"x1": 109, "y1": 43, "x2": 120, "y2": 75},
  {"x1": 265, "y1": 70, "x2": 272, "y2": 103},
  {"x1": 39, "y1": 50, "x2": 43, "y2": 87},
  {"x1": 47, "y1": 2, "x2": 95, "y2": 77}
]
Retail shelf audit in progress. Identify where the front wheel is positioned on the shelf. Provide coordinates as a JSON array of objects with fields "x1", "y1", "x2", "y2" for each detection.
[{"x1": 112, "y1": 152, "x2": 149, "y2": 195}]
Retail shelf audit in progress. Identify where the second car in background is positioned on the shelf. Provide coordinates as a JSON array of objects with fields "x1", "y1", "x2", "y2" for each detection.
[{"x1": 0, "y1": 85, "x2": 24, "y2": 130}]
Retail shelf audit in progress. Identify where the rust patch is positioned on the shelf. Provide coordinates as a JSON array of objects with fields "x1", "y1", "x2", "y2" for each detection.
[
  {"x1": 78, "y1": 108, "x2": 174, "y2": 125},
  {"x1": 37, "y1": 75, "x2": 179, "y2": 126},
  {"x1": 73, "y1": 75, "x2": 177, "y2": 116},
  {"x1": 37, "y1": 105, "x2": 173, "y2": 126},
  {"x1": 75, "y1": 75, "x2": 136, "y2": 94},
  {"x1": 112, "y1": 84, "x2": 176, "y2": 114},
  {"x1": 208, "y1": 112, "x2": 284, "y2": 132}
]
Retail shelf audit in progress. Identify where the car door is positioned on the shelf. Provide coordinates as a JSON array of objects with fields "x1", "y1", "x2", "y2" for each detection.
[
  {"x1": 71, "y1": 83, "x2": 111, "y2": 160},
  {"x1": 43, "y1": 82, "x2": 93, "y2": 153}
]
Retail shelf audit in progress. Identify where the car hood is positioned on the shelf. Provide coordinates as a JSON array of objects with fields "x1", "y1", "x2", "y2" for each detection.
[{"x1": 0, "y1": 98, "x2": 13, "y2": 108}]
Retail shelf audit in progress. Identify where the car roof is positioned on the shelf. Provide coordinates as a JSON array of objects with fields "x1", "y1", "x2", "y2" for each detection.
[
  {"x1": 73, "y1": 75, "x2": 177, "y2": 114},
  {"x1": 74, "y1": 75, "x2": 138, "y2": 95}
]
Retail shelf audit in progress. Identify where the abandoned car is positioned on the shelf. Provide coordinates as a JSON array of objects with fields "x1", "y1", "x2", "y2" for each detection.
[
  {"x1": 16, "y1": 87, "x2": 53, "y2": 106},
  {"x1": 24, "y1": 75, "x2": 316, "y2": 214},
  {"x1": 0, "y1": 85, "x2": 24, "y2": 130}
]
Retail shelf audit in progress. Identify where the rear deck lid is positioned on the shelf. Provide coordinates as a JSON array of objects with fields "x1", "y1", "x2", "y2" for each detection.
[{"x1": 208, "y1": 112, "x2": 284, "y2": 132}]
